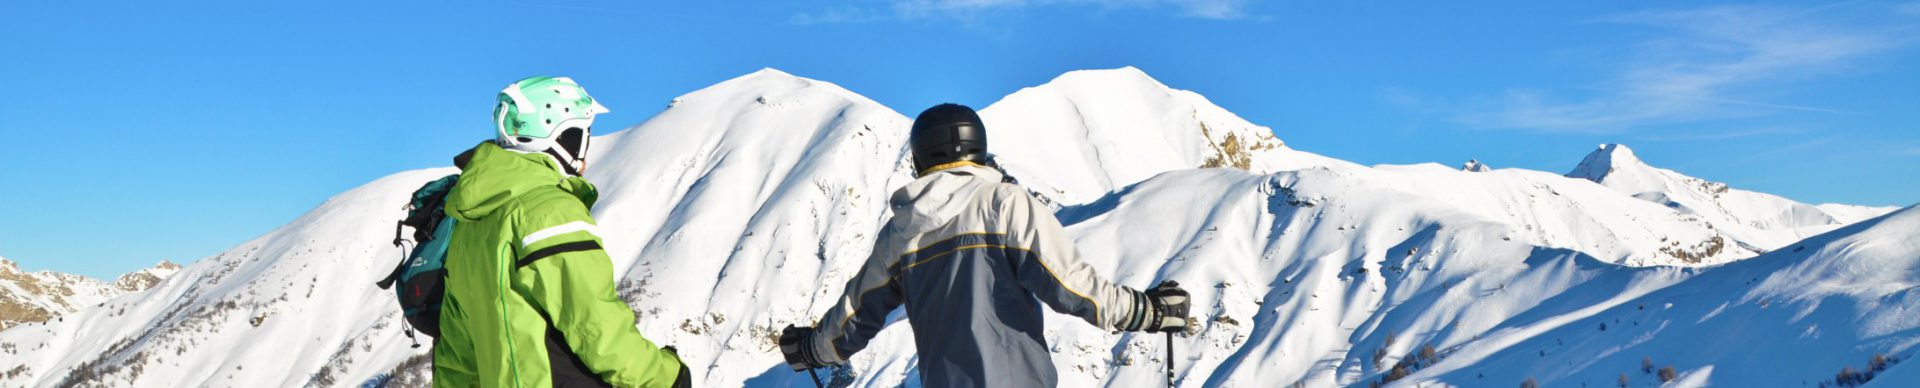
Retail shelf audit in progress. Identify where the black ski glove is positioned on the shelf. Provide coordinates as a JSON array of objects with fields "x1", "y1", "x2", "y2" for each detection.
[
  {"x1": 662, "y1": 346, "x2": 692, "y2": 388},
  {"x1": 1144, "y1": 281, "x2": 1193, "y2": 334},
  {"x1": 779, "y1": 325, "x2": 833, "y2": 371}
]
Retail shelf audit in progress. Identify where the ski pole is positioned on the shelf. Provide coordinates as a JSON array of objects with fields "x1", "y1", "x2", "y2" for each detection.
[
  {"x1": 807, "y1": 367, "x2": 825, "y2": 388},
  {"x1": 1165, "y1": 331, "x2": 1176, "y2": 388}
]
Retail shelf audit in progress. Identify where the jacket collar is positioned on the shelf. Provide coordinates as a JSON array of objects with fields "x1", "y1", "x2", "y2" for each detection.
[{"x1": 445, "y1": 141, "x2": 595, "y2": 221}]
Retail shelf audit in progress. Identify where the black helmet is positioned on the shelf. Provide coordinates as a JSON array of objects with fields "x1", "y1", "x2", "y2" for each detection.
[{"x1": 910, "y1": 103, "x2": 989, "y2": 174}]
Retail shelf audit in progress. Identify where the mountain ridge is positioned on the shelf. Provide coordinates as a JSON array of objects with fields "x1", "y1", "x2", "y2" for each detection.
[
  {"x1": 0, "y1": 258, "x2": 179, "y2": 331},
  {"x1": 1568, "y1": 143, "x2": 1897, "y2": 255}
]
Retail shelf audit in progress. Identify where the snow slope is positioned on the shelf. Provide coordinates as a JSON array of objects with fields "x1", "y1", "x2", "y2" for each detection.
[
  {"x1": 1568, "y1": 143, "x2": 1897, "y2": 254},
  {"x1": 1404, "y1": 205, "x2": 1920, "y2": 387},
  {"x1": 1820, "y1": 203, "x2": 1903, "y2": 225},
  {"x1": 0, "y1": 169, "x2": 452, "y2": 387},
  {"x1": 0, "y1": 68, "x2": 1910, "y2": 388}
]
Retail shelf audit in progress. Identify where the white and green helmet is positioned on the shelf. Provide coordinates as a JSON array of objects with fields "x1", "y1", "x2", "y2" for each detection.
[{"x1": 494, "y1": 76, "x2": 609, "y2": 176}]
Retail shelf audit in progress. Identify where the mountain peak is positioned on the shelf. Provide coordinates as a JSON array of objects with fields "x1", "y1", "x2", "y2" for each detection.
[
  {"x1": 1041, "y1": 66, "x2": 1170, "y2": 92},
  {"x1": 111, "y1": 260, "x2": 182, "y2": 293},
  {"x1": 1567, "y1": 143, "x2": 1645, "y2": 182},
  {"x1": 745, "y1": 67, "x2": 797, "y2": 79},
  {"x1": 716, "y1": 67, "x2": 813, "y2": 87},
  {"x1": 978, "y1": 67, "x2": 1295, "y2": 204},
  {"x1": 1462, "y1": 159, "x2": 1492, "y2": 172},
  {"x1": 656, "y1": 67, "x2": 884, "y2": 115},
  {"x1": 1597, "y1": 143, "x2": 1639, "y2": 159}
]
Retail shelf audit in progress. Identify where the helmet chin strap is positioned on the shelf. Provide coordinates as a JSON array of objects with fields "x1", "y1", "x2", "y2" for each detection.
[{"x1": 542, "y1": 148, "x2": 584, "y2": 177}]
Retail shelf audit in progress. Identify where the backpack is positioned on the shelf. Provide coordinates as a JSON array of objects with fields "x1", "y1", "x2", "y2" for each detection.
[{"x1": 378, "y1": 174, "x2": 460, "y2": 342}]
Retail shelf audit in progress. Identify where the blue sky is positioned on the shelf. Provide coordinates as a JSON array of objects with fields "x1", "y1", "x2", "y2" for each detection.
[{"x1": 3, "y1": 0, "x2": 1916, "y2": 279}]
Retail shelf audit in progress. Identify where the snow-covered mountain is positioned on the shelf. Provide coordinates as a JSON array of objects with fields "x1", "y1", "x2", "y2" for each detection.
[
  {"x1": 978, "y1": 67, "x2": 1336, "y2": 204},
  {"x1": 1568, "y1": 143, "x2": 1897, "y2": 254},
  {"x1": 1461, "y1": 159, "x2": 1491, "y2": 172},
  {"x1": 0, "y1": 68, "x2": 1911, "y2": 388},
  {"x1": 0, "y1": 258, "x2": 178, "y2": 330}
]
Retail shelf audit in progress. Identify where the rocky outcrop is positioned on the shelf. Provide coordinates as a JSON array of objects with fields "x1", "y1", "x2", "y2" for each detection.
[{"x1": 0, "y1": 258, "x2": 179, "y2": 330}]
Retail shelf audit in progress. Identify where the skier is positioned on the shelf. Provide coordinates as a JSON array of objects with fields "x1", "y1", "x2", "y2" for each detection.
[
  {"x1": 434, "y1": 76, "x2": 691, "y2": 388},
  {"x1": 778, "y1": 104, "x2": 1193, "y2": 387}
]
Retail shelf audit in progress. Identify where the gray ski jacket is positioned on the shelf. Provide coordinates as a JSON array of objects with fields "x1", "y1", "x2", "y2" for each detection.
[{"x1": 802, "y1": 163, "x2": 1155, "y2": 387}]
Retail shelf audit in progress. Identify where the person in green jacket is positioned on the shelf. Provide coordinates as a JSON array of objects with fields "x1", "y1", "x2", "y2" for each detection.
[{"x1": 434, "y1": 76, "x2": 691, "y2": 388}]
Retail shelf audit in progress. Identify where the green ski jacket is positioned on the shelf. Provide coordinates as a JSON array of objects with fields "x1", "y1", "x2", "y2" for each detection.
[{"x1": 433, "y1": 141, "x2": 684, "y2": 388}]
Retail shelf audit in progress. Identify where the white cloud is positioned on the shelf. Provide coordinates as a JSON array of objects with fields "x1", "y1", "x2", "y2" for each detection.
[
  {"x1": 791, "y1": 0, "x2": 1255, "y2": 25},
  {"x1": 791, "y1": 6, "x2": 888, "y2": 25},
  {"x1": 1454, "y1": 4, "x2": 1913, "y2": 133},
  {"x1": 1628, "y1": 126, "x2": 1804, "y2": 142},
  {"x1": 1900, "y1": 143, "x2": 1920, "y2": 157},
  {"x1": 1173, "y1": 0, "x2": 1253, "y2": 20}
]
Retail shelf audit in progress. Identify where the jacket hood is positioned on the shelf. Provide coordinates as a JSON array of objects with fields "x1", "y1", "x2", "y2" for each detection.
[
  {"x1": 446, "y1": 141, "x2": 596, "y2": 221},
  {"x1": 888, "y1": 164, "x2": 1005, "y2": 236}
]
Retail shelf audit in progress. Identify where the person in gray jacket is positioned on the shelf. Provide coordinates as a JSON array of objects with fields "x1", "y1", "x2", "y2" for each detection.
[{"x1": 778, "y1": 103, "x2": 1192, "y2": 387}]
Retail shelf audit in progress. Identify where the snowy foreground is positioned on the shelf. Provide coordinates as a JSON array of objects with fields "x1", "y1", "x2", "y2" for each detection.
[{"x1": 0, "y1": 68, "x2": 1912, "y2": 388}]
